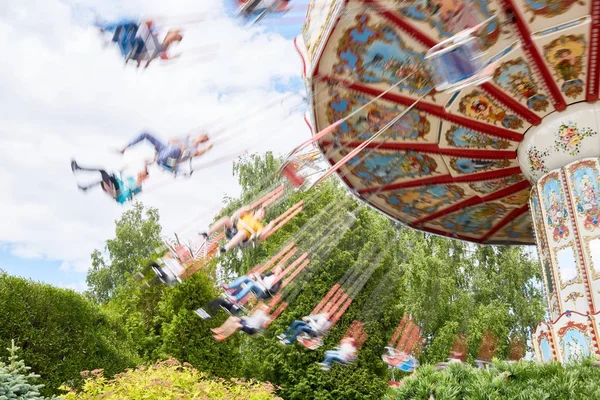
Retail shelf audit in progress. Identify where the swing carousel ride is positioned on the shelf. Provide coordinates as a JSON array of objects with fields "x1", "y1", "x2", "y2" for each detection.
[
  {"x1": 294, "y1": 0, "x2": 600, "y2": 364},
  {"x1": 85, "y1": 0, "x2": 600, "y2": 369}
]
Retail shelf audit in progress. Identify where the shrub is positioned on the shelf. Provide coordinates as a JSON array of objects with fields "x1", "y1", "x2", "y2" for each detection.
[
  {"x1": 60, "y1": 358, "x2": 281, "y2": 400},
  {"x1": 0, "y1": 273, "x2": 140, "y2": 396},
  {"x1": 386, "y1": 358, "x2": 600, "y2": 399}
]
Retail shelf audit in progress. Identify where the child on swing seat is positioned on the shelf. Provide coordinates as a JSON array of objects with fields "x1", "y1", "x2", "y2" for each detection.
[
  {"x1": 278, "y1": 313, "x2": 331, "y2": 345},
  {"x1": 222, "y1": 266, "x2": 283, "y2": 302},
  {"x1": 318, "y1": 337, "x2": 357, "y2": 371},
  {"x1": 99, "y1": 19, "x2": 183, "y2": 67},
  {"x1": 211, "y1": 303, "x2": 271, "y2": 341},
  {"x1": 200, "y1": 206, "x2": 275, "y2": 253},
  {"x1": 119, "y1": 132, "x2": 212, "y2": 175},
  {"x1": 71, "y1": 160, "x2": 149, "y2": 204}
]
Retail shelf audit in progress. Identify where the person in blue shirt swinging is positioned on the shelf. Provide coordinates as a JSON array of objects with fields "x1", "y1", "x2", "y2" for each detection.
[
  {"x1": 71, "y1": 160, "x2": 149, "y2": 204},
  {"x1": 118, "y1": 132, "x2": 213, "y2": 176}
]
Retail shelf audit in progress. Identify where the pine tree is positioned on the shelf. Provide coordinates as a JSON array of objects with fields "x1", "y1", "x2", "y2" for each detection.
[{"x1": 0, "y1": 340, "x2": 46, "y2": 400}]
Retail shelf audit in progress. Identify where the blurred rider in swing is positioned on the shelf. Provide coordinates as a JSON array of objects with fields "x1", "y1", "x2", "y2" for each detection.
[
  {"x1": 70, "y1": 159, "x2": 149, "y2": 204},
  {"x1": 98, "y1": 19, "x2": 184, "y2": 67},
  {"x1": 118, "y1": 132, "x2": 213, "y2": 175},
  {"x1": 210, "y1": 303, "x2": 271, "y2": 341},
  {"x1": 278, "y1": 313, "x2": 331, "y2": 345},
  {"x1": 200, "y1": 205, "x2": 275, "y2": 253}
]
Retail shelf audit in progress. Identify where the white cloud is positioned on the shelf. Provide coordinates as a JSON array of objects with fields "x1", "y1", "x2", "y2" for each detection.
[
  {"x1": 0, "y1": 0, "x2": 308, "y2": 277},
  {"x1": 56, "y1": 278, "x2": 88, "y2": 293}
]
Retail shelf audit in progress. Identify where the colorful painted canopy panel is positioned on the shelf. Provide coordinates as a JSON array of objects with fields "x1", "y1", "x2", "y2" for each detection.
[{"x1": 301, "y1": 0, "x2": 600, "y2": 245}]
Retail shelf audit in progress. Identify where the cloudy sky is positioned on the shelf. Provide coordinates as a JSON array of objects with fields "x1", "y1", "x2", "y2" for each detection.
[{"x1": 0, "y1": 0, "x2": 311, "y2": 291}]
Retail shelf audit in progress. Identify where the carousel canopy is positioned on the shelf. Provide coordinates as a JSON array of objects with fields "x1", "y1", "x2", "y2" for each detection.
[{"x1": 297, "y1": 0, "x2": 600, "y2": 245}]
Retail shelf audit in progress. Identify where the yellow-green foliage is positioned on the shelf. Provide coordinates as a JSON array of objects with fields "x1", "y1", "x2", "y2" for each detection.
[{"x1": 60, "y1": 359, "x2": 281, "y2": 400}]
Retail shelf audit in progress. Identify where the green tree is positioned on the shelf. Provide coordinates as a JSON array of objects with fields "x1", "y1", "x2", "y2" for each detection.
[
  {"x1": 100, "y1": 277, "x2": 167, "y2": 362},
  {"x1": 86, "y1": 202, "x2": 162, "y2": 303},
  {"x1": 155, "y1": 271, "x2": 246, "y2": 378},
  {"x1": 75, "y1": 185, "x2": 246, "y2": 371},
  {"x1": 232, "y1": 152, "x2": 282, "y2": 202},
  {"x1": 0, "y1": 340, "x2": 47, "y2": 400},
  {"x1": 398, "y1": 236, "x2": 545, "y2": 364}
]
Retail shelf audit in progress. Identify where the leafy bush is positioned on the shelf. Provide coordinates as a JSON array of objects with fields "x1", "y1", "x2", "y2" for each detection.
[
  {"x1": 386, "y1": 359, "x2": 600, "y2": 399},
  {"x1": 60, "y1": 358, "x2": 281, "y2": 400},
  {"x1": 0, "y1": 273, "x2": 140, "y2": 396}
]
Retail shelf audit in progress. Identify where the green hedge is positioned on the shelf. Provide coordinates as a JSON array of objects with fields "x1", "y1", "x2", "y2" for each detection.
[
  {"x1": 0, "y1": 273, "x2": 140, "y2": 396},
  {"x1": 386, "y1": 358, "x2": 600, "y2": 400}
]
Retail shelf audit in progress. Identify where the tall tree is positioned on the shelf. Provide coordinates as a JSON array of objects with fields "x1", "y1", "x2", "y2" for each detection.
[
  {"x1": 86, "y1": 202, "x2": 162, "y2": 303},
  {"x1": 398, "y1": 236, "x2": 545, "y2": 363},
  {"x1": 232, "y1": 152, "x2": 282, "y2": 203}
]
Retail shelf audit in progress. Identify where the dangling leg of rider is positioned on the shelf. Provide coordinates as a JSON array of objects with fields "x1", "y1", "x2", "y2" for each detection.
[
  {"x1": 71, "y1": 160, "x2": 119, "y2": 193},
  {"x1": 279, "y1": 320, "x2": 316, "y2": 345}
]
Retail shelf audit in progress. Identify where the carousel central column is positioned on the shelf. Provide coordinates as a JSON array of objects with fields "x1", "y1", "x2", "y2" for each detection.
[
  {"x1": 518, "y1": 103, "x2": 600, "y2": 363},
  {"x1": 530, "y1": 164, "x2": 596, "y2": 317}
]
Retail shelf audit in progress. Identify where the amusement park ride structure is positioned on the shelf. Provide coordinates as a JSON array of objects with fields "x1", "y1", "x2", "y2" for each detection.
[{"x1": 296, "y1": 0, "x2": 600, "y2": 363}]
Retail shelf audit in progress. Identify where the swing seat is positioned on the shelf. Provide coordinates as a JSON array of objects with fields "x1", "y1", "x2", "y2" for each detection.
[
  {"x1": 236, "y1": 0, "x2": 258, "y2": 16},
  {"x1": 384, "y1": 346, "x2": 396, "y2": 356},
  {"x1": 238, "y1": 0, "x2": 278, "y2": 16},
  {"x1": 137, "y1": 22, "x2": 162, "y2": 61},
  {"x1": 118, "y1": 21, "x2": 161, "y2": 64},
  {"x1": 220, "y1": 292, "x2": 241, "y2": 306},
  {"x1": 151, "y1": 264, "x2": 170, "y2": 285},
  {"x1": 397, "y1": 359, "x2": 418, "y2": 372},
  {"x1": 280, "y1": 151, "x2": 326, "y2": 191},
  {"x1": 155, "y1": 257, "x2": 184, "y2": 286},
  {"x1": 383, "y1": 355, "x2": 401, "y2": 366},
  {"x1": 174, "y1": 245, "x2": 193, "y2": 263},
  {"x1": 112, "y1": 24, "x2": 140, "y2": 58},
  {"x1": 425, "y1": 17, "x2": 496, "y2": 93},
  {"x1": 220, "y1": 302, "x2": 245, "y2": 316},
  {"x1": 194, "y1": 308, "x2": 211, "y2": 319},
  {"x1": 160, "y1": 157, "x2": 178, "y2": 173},
  {"x1": 382, "y1": 350, "x2": 419, "y2": 372},
  {"x1": 298, "y1": 335, "x2": 322, "y2": 350},
  {"x1": 383, "y1": 357, "x2": 417, "y2": 372},
  {"x1": 281, "y1": 163, "x2": 306, "y2": 188}
]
